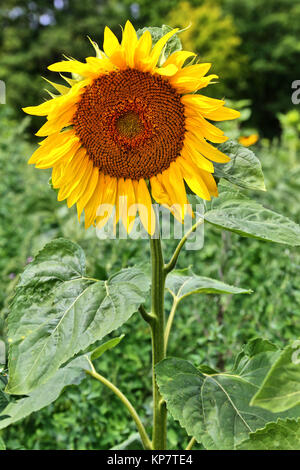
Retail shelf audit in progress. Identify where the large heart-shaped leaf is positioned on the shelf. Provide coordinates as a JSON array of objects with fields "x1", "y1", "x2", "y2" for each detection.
[
  {"x1": 215, "y1": 140, "x2": 266, "y2": 191},
  {"x1": 204, "y1": 191, "x2": 300, "y2": 246},
  {"x1": 0, "y1": 354, "x2": 91, "y2": 430},
  {"x1": 156, "y1": 340, "x2": 300, "y2": 450},
  {"x1": 6, "y1": 238, "x2": 149, "y2": 395},
  {"x1": 251, "y1": 341, "x2": 300, "y2": 412},
  {"x1": 166, "y1": 272, "x2": 251, "y2": 301},
  {"x1": 237, "y1": 418, "x2": 300, "y2": 450}
]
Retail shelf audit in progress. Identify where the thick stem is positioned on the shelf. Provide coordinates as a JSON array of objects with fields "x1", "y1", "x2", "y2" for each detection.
[{"x1": 150, "y1": 234, "x2": 167, "y2": 450}]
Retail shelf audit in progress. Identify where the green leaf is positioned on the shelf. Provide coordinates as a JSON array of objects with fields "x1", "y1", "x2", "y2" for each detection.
[
  {"x1": 204, "y1": 191, "x2": 300, "y2": 246},
  {"x1": 215, "y1": 140, "x2": 266, "y2": 191},
  {"x1": 111, "y1": 433, "x2": 143, "y2": 450},
  {"x1": 6, "y1": 238, "x2": 149, "y2": 395},
  {"x1": 156, "y1": 345, "x2": 300, "y2": 449},
  {"x1": 0, "y1": 340, "x2": 5, "y2": 366},
  {"x1": 233, "y1": 338, "x2": 278, "y2": 371},
  {"x1": 0, "y1": 375, "x2": 9, "y2": 419},
  {"x1": 90, "y1": 335, "x2": 125, "y2": 361},
  {"x1": 136, "y1": 25, "x2": 182, "y2": 63},
  {"x1": 0, "y1": 391, "x2": 8, "y2": 417},
  {"x1": 166, "y1": 271, "x2": 251, "y2": 301},
  {"x1": 251, "y1": 341, "x2": 300, "y2": 412},
  {"x1": 0, "y1": 354, "x2": 92, "y2": 430},
  {"x1": 237, "y1": 418, "x2": 300, "y2": 450}
]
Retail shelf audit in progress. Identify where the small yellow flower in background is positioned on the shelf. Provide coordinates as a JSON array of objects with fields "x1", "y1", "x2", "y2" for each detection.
[
  {"x1": 23, "y1": 21, "x2": 240, "y2": 235},
  {"x1": 238, "y1": 134, "x2": 259, "y2": 147}
]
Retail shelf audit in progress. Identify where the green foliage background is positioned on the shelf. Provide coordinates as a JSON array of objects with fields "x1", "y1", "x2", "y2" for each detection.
[
  {"x1": 1, "y1": 0, "x2": 300, "y2": 136},
  {"x1": 0, "y1": 0, "x2": 300, "y2": 450},
  {"x1": 1, "y1": 102, "x2": 300, "y2": 449}
]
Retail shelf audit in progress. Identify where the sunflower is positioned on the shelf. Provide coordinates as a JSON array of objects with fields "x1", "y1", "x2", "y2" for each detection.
[
  {"x1": 238, "y1": 134, "x2": 259, "y2": 147},
  {"x1": 23, "y1": 21, "x2": 240, "y2": 235}
]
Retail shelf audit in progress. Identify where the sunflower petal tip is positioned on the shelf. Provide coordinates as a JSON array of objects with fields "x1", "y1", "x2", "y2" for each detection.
[{"x1": 22, "y1": 106, "x2": 34, "y2": 115}]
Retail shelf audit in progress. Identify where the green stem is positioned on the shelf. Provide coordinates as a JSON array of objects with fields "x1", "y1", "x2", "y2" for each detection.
[
  {"x1": 150, "y1": 234, "x2": 167, "y2": 450},
  {"x1": 186, "y1": 436, "x2": 196, "y2": 450},
  {"x1": 164, "y1": 218, "x2": 204, "y2": 274},
  {"x1": 86, "y1": 366, "x2": 153, "y2": 450},
  {"x1": 164, "y1": 296, "x2": 179, "y2": 354},
  {"x1": 138, "y1": 304, "x2": 155, "y2": 324}
]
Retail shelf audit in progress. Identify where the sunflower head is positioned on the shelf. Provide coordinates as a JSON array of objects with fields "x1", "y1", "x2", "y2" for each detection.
[{"x1": 23, "y1": 21, "x2": 240, "y2": 235}]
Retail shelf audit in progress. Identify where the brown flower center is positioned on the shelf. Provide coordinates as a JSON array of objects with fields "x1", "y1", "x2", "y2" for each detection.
[
  {"x1": 115, "y1": 111, "x2": 144, "y2": 139},
  {"x1": 73, "y1": 69, "x2": 185, "y2": 180}
]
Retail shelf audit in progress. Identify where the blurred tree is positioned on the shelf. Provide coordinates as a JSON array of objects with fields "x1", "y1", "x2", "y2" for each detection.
[
  {"x1": 222, "y1": 0, "x2": 300, "y2": 136},
  {"x1": 167, "y1": 0, "x2": 245, "y2": 99},
  {"x1": 1, "y1": 0, "x2": 299, "y2": 137},
  {"x1": 0, "y1": 0, "x2": 131, "y2": 128}
]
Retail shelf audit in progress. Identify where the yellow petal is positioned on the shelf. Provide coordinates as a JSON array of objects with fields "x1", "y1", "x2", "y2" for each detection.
[
  {"x1": 35, "y1": 105, "x2": 76, "y2": 137},
  {"x1": 84, "y1": 178, "x2": 103, "y2": 229},
  {"x1": 48, "y1": 59, "x2": 112, "y2": 79},
  {"x1": 178, "y1": 157, "x2": 211, "y2": 200},
  {"x1": 122, "y1": 20, "x2": 138, "y2": 68},
  {"x1": 193, "y1": 139, "x2": 230, "y2": 163},
  {"x1": 200, "y1": 170, "x2": 218, "y2": 197},
  {"x1": 182, "y1": 94, "x2": 224, "y2": 115},
  {"x1": 181, "y1": 135, "x2": 214, "y2": 173},
  {"x1": 171, "y1": 63, "x2": 212, "y2": 81},
  {"x1": 35, "y1": 137, "x2": 80, "y2": 169},
  {"x1": 77, "y1": 171, "x2": 104, "y2": 220},
  {"x1": 109, "y1": 49, "x2": 127, "y2": 69},
  {"x1": 103, "y1": 26, "x2": 121, "y2": 57},
  {"x1": 238, "y1": 134, "x2": 259, "y2": 147},
  {"x1": 42, "y1": 77, "x2": 70, "y2": 95},
  {"x1": 60, "y1": 74, "x2": 78, "y2": 87},
  {"x1": 133, "y1": 179, "x2": 155, "y2": 236},
  {"x1": 65, "y1": 160, "x2": 94, "y2": 207},
  {"x1": 28, "y1": 129, "x2": 75, "y2": 164},
  {"x1": 171, "y1": 74, "x2": 218, "y2": 94},
  {"x1": 155, "y1": 64, "x2": 178, "y2": 76},
  {"x1": 24, "y1": 79, "x2": 89, "y2": 118},
  {"x1": 204, "y1": 106, "x2": 241, "y2": 121},
  {"x1": 134, "y1": 30, "x2": 152, "y2": 69},
  {"x1": 53, "y1": 148, "x2": 87, "y2": 187},
  {"x1": 95, "y1": 175, "x2": 117, "y2": 229},
  {"x1": 23, "y1": 98, "x2": 61, "y2": 116},
  {"x1": 185, "y1": 116, "x2": 228, "y2": 144},
  {"x1": 148, "y1": 28, "x2": 179, "y2": 70},
  {"x1": 117, "y1": 178, "x2": 137, "y2": 233},
  {"x1": 57, "y1": 163, "x2": 87, "y2": 201},
  {"x1": 162, "y1": 163, "x2": 188, "y2": 220},
  {"x1": 48, "y1": 59, "x2": 89, "y2": 74},
  {"x1": 153, "y1": 172, "x2": 186, "y2": 222},
  {"x1": 150, "y1": 175, "x2": 172, "y2": 206},
  {"x1": 87, "y1": 36, "x2": 106, "y2": 59},
  {"x1": 67, "y1": 165, "x2": 99, "y2": 208},
  {"x1": 115, "y1": 177, "x2": 124, "y2": 226},
  {"x1": 52, "y1": 162, "x2": 66, "y2": 187},
  {"x1": 163, "y1": 50, "x2": 196, "y2": 69}
]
